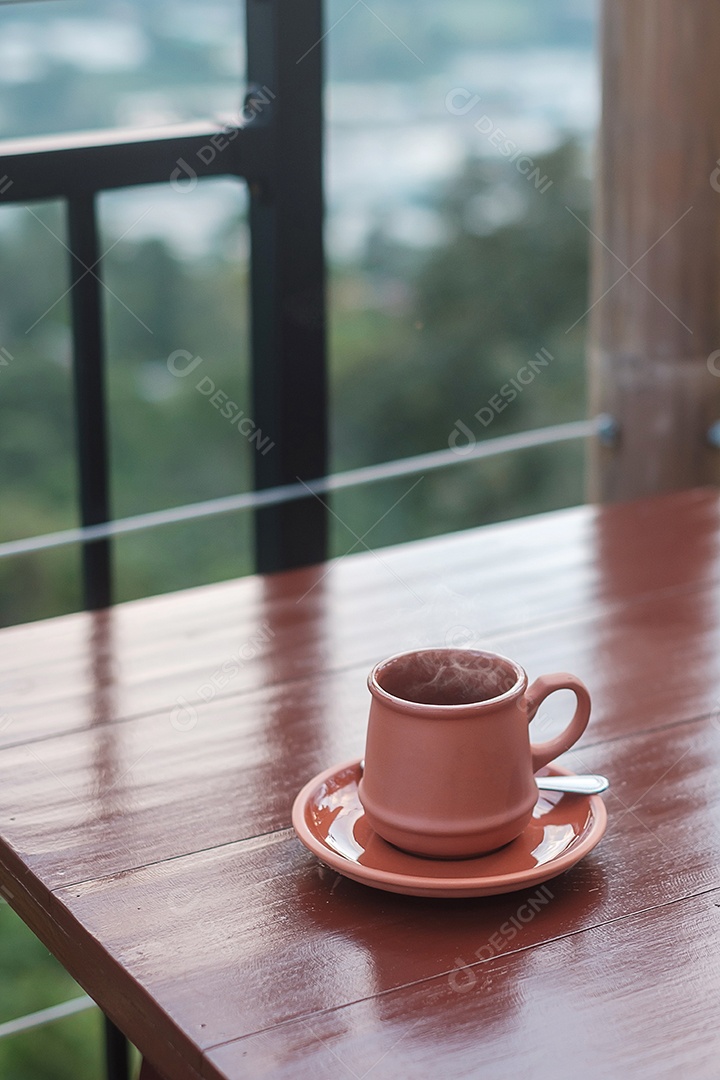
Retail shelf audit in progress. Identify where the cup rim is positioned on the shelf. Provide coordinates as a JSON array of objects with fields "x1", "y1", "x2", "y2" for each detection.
[{"x1": 368, "y1": 647, "x2": 527, "y2": 714}]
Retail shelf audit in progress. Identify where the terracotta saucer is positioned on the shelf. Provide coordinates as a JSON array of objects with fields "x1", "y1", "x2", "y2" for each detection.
[{"x1": 292, "y1": 759, "x2": 607, "y2": 898}]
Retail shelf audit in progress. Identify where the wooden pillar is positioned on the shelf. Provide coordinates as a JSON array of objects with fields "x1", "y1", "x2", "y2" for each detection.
[{"x1": 589, "y1": 0, "x2": 720, "y2": 500}]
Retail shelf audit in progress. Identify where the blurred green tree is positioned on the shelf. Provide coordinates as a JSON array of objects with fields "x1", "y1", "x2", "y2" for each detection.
[{"x1": 330, "y1": 139, "x2": 590, "y2": 547}]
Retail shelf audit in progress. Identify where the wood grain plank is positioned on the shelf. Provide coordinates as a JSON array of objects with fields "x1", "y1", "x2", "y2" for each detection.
[
  {"x1": 1, "y1": 490, "x2": 719, "y2": 1078},
  {"x1": 0, "y1": 576, "x2": 718, "y2": 887},
  {"x1": 0, "y1": 832, "x2": 208, "y2": 1080},
  {"x1": 0, "y1": 489, "x2": 717, "y2": 750},
  {"x1": 209, "y1": 890, "x2": 720, "y2": 1079},
  {"x1": 138, "y1": 1064, "x2": 165, "y2": 1080},
  {"x1": 30, "y1": 715, "x2": 720, "y2": 1066}
]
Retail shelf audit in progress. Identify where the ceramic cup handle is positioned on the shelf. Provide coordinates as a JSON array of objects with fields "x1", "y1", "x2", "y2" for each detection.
[{"x1": 525, "y1": 673, "x2": 591, "y2": 773}]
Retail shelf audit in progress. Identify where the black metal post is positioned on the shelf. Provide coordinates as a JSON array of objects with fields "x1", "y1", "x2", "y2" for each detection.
[
  {"x1": 103, "y1": 1015, "x2": 130, "y2": 1080},
  {"x1": 246, "y1": 0, "x2": 329, "y2": 572},
  {"x1": 67, "y1": 195, "x2": 112, "y2": 610}
]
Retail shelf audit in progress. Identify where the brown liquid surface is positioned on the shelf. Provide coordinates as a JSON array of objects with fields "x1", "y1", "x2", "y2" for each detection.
[{"x1": 377, "y1": 650, "x2": 517, "y2": 706}]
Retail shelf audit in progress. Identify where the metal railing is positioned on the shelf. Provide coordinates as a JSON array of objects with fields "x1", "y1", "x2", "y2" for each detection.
[
  {"x1": 0, "y1": 0, "x2": 327, "y2": 609},
  {"x1": 0, "y1": 995, "x2": 95, "y2": 1041},
  {"x1": 0, "y1": 2, "x2": 326, "y2": 1076},
  {"x1": 0, "y1": 418, "x2": 599, "y2": 561}
]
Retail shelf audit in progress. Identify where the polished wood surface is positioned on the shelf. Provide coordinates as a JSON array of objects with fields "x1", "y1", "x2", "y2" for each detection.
[{"x1": 0, "y1": 488, "x2": 719, "y2": 1078}]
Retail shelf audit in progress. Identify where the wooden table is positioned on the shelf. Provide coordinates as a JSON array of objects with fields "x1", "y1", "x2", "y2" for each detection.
[{"x1": 1, "y1": 487, "x2": 719, "y2": 1079}]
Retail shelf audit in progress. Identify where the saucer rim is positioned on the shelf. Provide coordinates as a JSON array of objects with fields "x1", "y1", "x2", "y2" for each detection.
[{"x1": 292, "y1": 757, "x2": 607, "y2": 896}]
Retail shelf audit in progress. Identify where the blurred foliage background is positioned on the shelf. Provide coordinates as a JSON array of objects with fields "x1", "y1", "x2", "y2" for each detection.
[
  {"x1": 0, "y1": 139, "x2": 590, "y2": 628},
  {"x1": 0, "y1": 0, "x2": 595, "y2": 1076}
]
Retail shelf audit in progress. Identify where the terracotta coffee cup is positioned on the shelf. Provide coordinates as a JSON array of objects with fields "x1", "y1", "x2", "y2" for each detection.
[{"x1": 358, "y1": 647, "x2": 591, "y2": 859}]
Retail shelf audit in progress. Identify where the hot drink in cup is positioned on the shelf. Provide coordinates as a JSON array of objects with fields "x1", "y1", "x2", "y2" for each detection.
[{"x1": 358, "y1": 648, "x2": 591, "y2": 859}]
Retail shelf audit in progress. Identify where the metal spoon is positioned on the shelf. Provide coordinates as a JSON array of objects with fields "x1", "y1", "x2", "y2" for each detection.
[{"x1": 535, "y1": 774, "x2": 609, "y2": 795}]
